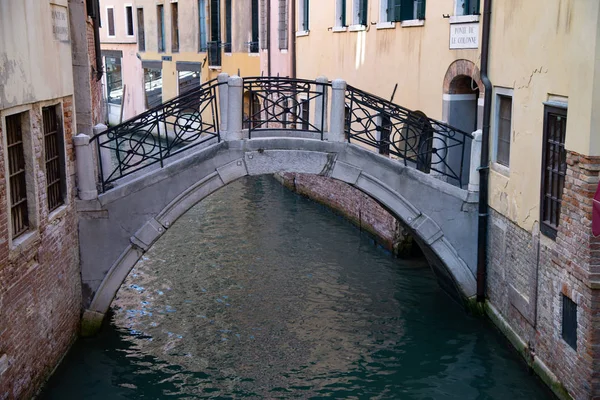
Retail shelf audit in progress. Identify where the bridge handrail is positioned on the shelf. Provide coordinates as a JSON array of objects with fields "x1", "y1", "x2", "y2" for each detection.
[{"x1": 345, "y1": 84, "x2": 473, "y2": 185}]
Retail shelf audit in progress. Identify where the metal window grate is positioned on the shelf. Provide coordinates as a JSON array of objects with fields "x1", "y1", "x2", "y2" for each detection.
[
  {"x1": 278, "y1": 0, "x2": 288, "y2": 50},
  {"x1": 6, "y1": 113, "x2": 29, "y2": 238},
  {"x1": 540, "y1": 105, "x2": 567, "y2": 239},
  {"x1": 562, "y1": 294, "x2": 577, "y2": 350},
  {"x1": 43, "y1": 106, "x2": 65, "y2": 212}
]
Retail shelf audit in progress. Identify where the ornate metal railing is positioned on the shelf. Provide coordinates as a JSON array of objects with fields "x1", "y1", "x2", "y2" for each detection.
[
  {"x1": 91, "y1": 79, "x2": 221, "y2": 191},
  {"x1": 345, "y1": 85, "x2": 473, "y2": 186},
  {"x1": 242, "y1": 77, "x2": 329, "y2": 140}
]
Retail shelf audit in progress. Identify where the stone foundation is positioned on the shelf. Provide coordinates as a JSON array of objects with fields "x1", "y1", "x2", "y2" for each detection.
[
  {"x1": 0, "y1": 97, "x2": 82, "y2": 399},
  {"x1": 487, "y1": 151, "x2": 600, "y2": 400}
]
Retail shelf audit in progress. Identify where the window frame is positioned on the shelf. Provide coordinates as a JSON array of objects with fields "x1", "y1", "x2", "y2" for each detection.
[
  {"x1": 224, "y1": 0, "x2": 232, "y2": 53},
  {"x1": 278, "y1": 0, "x2": 289, "y2": 49},
  {"x1": 352, "y1": 0, "x2": 368, "y2": 27},
  {"x1": 298, "y1": 0, "x2": 309, "y2": 33},
  {"x1": 157, "y1": 4, "x2": 165, "y2": 52},
  {"x1": 41, "y1": 104, "x2": 67, "y2": 213},
  {"x1": 455, "y1": 0, "x2": 480, "y2": 16},
  {"x1": 493, "y1": 87, "x2": 513, "y2": 171},
  {"x1": 136, "y1": 7, "x2": 145, "y2": 51},
  {"x1": 251, "y1": 0, "x2": 260, "y2": 53},
  {"x1": 335, "y1": 0, "x2": 347, "y2": 29},
  {"x1": 539, "y1": 104, "x2": 568, "y2": 240},
  {"x1": 198, "y1": 0, "x2": 208, "y2": 52},
  {"x1": 176, "y1": 62, "x2": 202, "y2": 96},
  {"x1": 106, "y1": 6, "x2": 116, "y2": 37},
  {"x1": 171, "y1": 2, "x2": 180, "y2": 53},
  {"x1": 561, "y1": 294, "x2": 577, "y2": 351},
  {"x1": 124, "y1": 4, "x2": 134, "y2": 37}
]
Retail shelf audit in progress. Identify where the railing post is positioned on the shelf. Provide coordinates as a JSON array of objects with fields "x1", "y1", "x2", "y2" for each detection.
[
  {"x1": 217, "y1": 73, "x2": 230, "y2": 135},
  {"x1": 468, "y1": 129, "x2": 483, "y2": 193},
  {"x1": 314, "y1": 76, "x2": 328, "y2": 135},
  {"x1": 225, "y1": 75, "x2": 244, "y2": 141},
  {"x1": 329, "y1": 79, "x2": 347, "y2": 142},
  {"x1": 93, "y1": 124, "x2": 112, "y2": 185},
  {"x1": 74, "y1": 133, "x2": 98, "y2": 200}
]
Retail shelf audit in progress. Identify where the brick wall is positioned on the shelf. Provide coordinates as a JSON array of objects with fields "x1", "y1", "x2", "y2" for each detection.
[
  {"x1": 0, "y1": 97, "x2": 82, "y2": 399},
  {"x1": 487, "y1": 151, "x2": 600, "y2": 400},
  {"x1": 86, "y1": 18, "x2": 104, "y2": 126}
]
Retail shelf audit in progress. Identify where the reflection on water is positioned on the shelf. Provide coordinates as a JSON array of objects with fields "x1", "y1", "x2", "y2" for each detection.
[{"x1": 42, "y1": 176, "x2": 553, "y2": 399}]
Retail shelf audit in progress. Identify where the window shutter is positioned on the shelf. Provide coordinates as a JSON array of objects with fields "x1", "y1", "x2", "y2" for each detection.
[
  {"x1": 468, "y1": 0, "x2": 480, "y2": 15},
  {"x1": 304, "y1": 0, "x2": 310, "y2": 30},
  {"x1": 341, "y1": 0, "x2": 346, "y2": 26},
  {"x1": 259, "y1": 0, "x2": 267, "y2": 50},
  {"x1": 278, "y1": 0, "x2": 288, "y2": 49},
  {"x1": 416, "y1": 0, "x2": 426, "y2": 19},
  {"x1": 400, "y1": 0, "x2": 412, "y2": 21},
  {"x1": 360, "y1": 0, "x2": 368, "y2": 26},
  {"x1": 389, "y1": 0, "x2": 402, "y2": 21}
]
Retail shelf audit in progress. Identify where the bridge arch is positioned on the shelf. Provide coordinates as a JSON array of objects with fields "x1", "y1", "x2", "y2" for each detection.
[{"x1": 79, "y1": 137, "x2": 478, "y2": 328}]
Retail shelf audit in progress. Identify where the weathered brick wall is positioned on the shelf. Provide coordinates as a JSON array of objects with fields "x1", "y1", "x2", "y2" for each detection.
[
  {"x1": 276, "y1": 173, "x2": 404, "y2": 253},
  {"x1": 487, "y1": 151, "x2": 600, "y2": 400},
  {"x1": 0, "y1": 97, "x2": 82, "y2": 399},
  {"x1": 86, "y1": 18, "x2": 104, "y2": 126}
]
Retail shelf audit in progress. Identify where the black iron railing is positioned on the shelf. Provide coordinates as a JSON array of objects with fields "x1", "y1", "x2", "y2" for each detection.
[
  {"x1": 345, "y1": 85, "x2": 473, "y2": 186},
  {"x1": 242, "y1": 77, "x2": 329, "y2": 140},
  {"x1": 91, "y1": 79, "x2": 221, "y2": 191}
]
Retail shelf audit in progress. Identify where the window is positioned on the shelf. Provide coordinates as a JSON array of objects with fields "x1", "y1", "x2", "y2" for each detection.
[
  {"x1": 157, "y1": 4, "x2": 165, "y2": 52},
  {"x1": 456, "y1": 0, "x2": 480, "y2": 16},
  {"x1": 107, "y1": 7, "x2": 115, "y2": 36},
  {"x1": 278, "y1": 0, "x2": 288, "y2": 49},
  {"x1": 198, "y1": 0, "x2": 208, "y2": 52},
  {"x1": 42, "y1": 106, "x2": 66, "y2": 212},
  {"x1": 298, "y1": 0, "x2": 309, "y2": 31},
  {"x1": 260, "y1": 0, "x2": 267, "y2": 50},
  {"x1": 383, "y1": 0, "x2": 426, "y2": 22},
  {"x1": 105, "y1": 56, "x2": 123, "y2": 105},
  {"x1": 6, "y1": 112, "x2": 29, "y2": 238},
  {"x1": 143, "y1": 62, "x2": 163, "y2": 109},
  {"x1": 125, "y1": 6, "x2": 134, "y2": 36},
  {"x1": 353, "y1": 0, "x2": 368, "y2": 26},
  {"x1": 335, "y1": 0, "x2": 347, "y2": 27},
  {"x1": 137, "y1": 8, "x2": 145, "y2": 51},
  {"x1": 224, "y1": 0, "x2": 232, "y2": 53},
  {"x1": 251, "y1": 0, "x2": 259, "y2": 52},
  {"x1": 171, "y1": 2, "x2": 179, "y2": 52},
  {"x1": 562, "y1": 294, "x2": 577, "y2": 350},
  {"x1": 540, "y1": 105, "x2": 567, "y2": 239},
  {"x1": 495, "y1": 93, "x2": 512, "y2": 167},
  {"x1": 208, "y1": 0, "x2": 221, "y2": 66},
  {"x1": 177, "y1": 63, "x2": 202, "y2": 95}
]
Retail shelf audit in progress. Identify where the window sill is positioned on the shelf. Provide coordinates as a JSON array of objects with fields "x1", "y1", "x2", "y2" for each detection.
[
  {"x1": 10, "y1": 230, "x2": 40, "y2": 254},
  {"x1": 248, "y1": 52, "x2": 260, "y2": 57},
  {"x1": 401, "y1": 19, "x2": 425, "y2": 27},
  {"x1": 208, "y1": 66, "x2": 222, "y2": 71},
  {"x1": 449, "y1": 15, "x2": 480, "y2": 24},
  {"x1": 376, "y1": 22, "x2": 396, "y2": 30},
  {"x1": 491, "y1": 161, "x2": 510, "y2": 177},
  {"x1": 280, "y1": 49, "x2": 288, "y2": 54},
  {"x1": 348, "y1": 24, "x2": 367, "y2": 32},
  {"x1": 296, "y1": 30, "x2": 309, "y2": 37},
  {"x1": 224, "y1": 52, "x2": 232, "y2": 57},
  {"x1": 332, "y1": 26, "x2": 347, "y2": 33},
  {"x1": 48, "y1": 204, "x2": 69, "y2": 223}
]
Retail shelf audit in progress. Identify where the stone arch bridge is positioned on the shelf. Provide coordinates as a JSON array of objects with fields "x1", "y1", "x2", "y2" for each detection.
[{"x1": 75, "y1": 75, "x2": 482, "y2": 331}]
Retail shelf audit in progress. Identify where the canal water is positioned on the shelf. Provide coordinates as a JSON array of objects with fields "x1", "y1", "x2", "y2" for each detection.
[{"x1": 41, "y1": 176, "x2": 553, "y2": 399}]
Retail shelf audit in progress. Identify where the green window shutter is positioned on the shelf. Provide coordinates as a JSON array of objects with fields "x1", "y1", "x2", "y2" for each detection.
[
  {"x1": 360, "y1": 0, "x2": 368, "y2": 26},
  {"x1": 304, "y1": 0, "x2": 310, "y2": 30},
  {"x1": 416, "y1": 0, "x2": 425, "y2": 19},
  {"x1": 400, "y1": 0, "x2": 412, "y2": 21},
  {"x1": 469, "y1": 0, "x2": 480, "y2": 15},
  {"x1": 341, "y1": 0, "x2": 346, "y2": 26},
  {"x1": 390, "y1": 0, "x2": 402, "y2": 21}
]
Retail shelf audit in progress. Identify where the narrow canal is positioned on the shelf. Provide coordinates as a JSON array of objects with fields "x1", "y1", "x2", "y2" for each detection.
[{"x1": 42, "y1": 176, "x2": 553, "y2": 399}]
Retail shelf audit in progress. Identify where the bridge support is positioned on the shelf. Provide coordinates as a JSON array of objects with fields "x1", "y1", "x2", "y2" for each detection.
[
  {"x1": 329, "y1": 79, "x2": 347, "y2": 142},
  {"x1": 315, "y1": 76, "x2": 329, "y2": 133},
  {"x1": 217, "y1": 73, "x2": 230, "y2": 135},
  {"x1": 73, "y1": 133, "x2": 98, "y2": 200},
  {"x1": 225, "y1": 75, "x2": 244, "y2": 141}
]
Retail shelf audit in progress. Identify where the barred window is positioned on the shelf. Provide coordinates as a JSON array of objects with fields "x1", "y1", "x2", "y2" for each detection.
[
  {"x1": 540, "y1": 105, "x2": 567, "y2": 239},
  {"x1": 6, "y1": 113, "x2": 29, "y2": 238},
  {"x1": 43, "y1": 106, "x2": 66, "y2": 212},
  {"x1": 562, "y1": 294, "x2": 577, "y2": 350},
  {"x1": 137, "y1": 8, "x2": 146, "y2": 51},
  {"x1": 278, "y1": 0, "x2": 288, "y2": 50}
]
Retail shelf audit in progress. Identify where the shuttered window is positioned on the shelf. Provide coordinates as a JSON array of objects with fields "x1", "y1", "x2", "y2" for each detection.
[
  {"x1": 6, "y1": 113, "x2": 29, "y2": 238},
  {"x1": 496, "y1": 95, "x2": 512, "y2": 167},
  {"x1": 540, "y1": 105, "x2": 567, "y2": 239},
  {"x1": 43, "y1": 106, "x2": 65, "y2": 212},
  {"x1": 224, "y1": 0, "x2": 232, "y2": 52},
  {"x1": 198, "y1": 0, "x2": 208, "y2": 52},
  {"x1": 388, "y1": 0, "x2": 426, "y2": 21},
  {"x1": 171, "y1": 2, "x2": 179, "y2": 52},
  {"x1": 278, "y1": 0, "x2": 288, "y2": 50},
  {"x1": 137, "y1": 8, "x2": 145, "y2": 51},
  {"x1": 300, "y1": 0, "x2": 309, "y2": 31},
  {"x1": 251, "y1": 0, "x2": 259, "y2": 52},
  {"x1": 126, "y1": 6, "x2": 134, "y2": 36},
  {"x1": 460, "y1": 0, "x2": 480, "y2": 15},
  {"x1": 357, "y1": 0, "x2": 368, "y2": 26},
  {"x1": 208, "y1": 0, "x2": 221, "y2": 66},
  {"x1": 157, "y1": 5, "x2": 165, "y2": 52},
  {"x1": 107, "y1": 7, "x2": 115, "y2": 36}
]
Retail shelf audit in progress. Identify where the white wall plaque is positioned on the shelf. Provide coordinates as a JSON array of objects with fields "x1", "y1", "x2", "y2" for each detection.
[
  {"x1": 51, "y1": 5, "x2": 70, "y2": 42},
  {"x1": 450, "y1": 22, "x2": 479, "y2": 49}
]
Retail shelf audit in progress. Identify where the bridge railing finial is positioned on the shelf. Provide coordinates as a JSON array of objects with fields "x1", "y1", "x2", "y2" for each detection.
[
  {"x1": 225, "y1": 75, "x2": 244, "y2": 141},
  {"x1": 330, "y1": 79, "x2": 347, "y2": 143}
]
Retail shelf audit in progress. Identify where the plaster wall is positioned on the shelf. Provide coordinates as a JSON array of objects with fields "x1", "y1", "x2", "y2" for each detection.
[{"x1": 99, "y1": 0, "x2": 138, "y2": 44}]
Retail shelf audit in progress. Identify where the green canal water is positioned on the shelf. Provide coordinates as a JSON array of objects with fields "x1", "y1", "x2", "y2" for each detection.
[{"x1": 41, "y1": 176, "x2": 553, "y2": 399}]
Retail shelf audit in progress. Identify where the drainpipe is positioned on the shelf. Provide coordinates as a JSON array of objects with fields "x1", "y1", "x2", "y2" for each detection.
[
  {"x1": 291, "y1": 0, "x2": 297, "y2": 78},
  {"x1": 91, "y1": 0, "x2": 103, "y2": 81},
  {"x1": 477, "y1": 0, "x2": 492, "y2": 302}
]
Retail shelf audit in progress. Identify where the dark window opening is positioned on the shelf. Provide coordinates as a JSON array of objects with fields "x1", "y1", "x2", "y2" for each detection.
[
  {"x1": 137, "y1": 8, "x2": 146, "y2": 51},
  {"x1": 126, "y1": 6, "x2": 134, "y2": 36},
  {"x1": 301, "y1": 0, "x2": 309, "y2": 31},
  {"x1": 461, "y1": 0, "x2": 480, "y2": 15},
  {"x1": 42, "y1": 106, "x2": 66, "y2": 212},
  {"x1": 251, "y1": 0, "x2": 259, "y2": 53},
  {"x1": 171, "y1": 2, "x2": 179, "y2": 52},
  {"x1": 540, "y1": 105, "x2": 567, "y2": 239},
  {"x1": 6, "y1": 113, "x2": 29, "y2": 238},
  {"x1": 107, "y1": 7, "x2": 115, "y2": 36},
  {"x1": 339, "y1": 0, "x2": 347, "y2": 26},
  {"x1": 389, "y1": 0, "x2": 426, "y2": 22},
  {"x1": 562, "y1": 294, "x2": 577, "y2": 350},
  {"x1": 157, "y1": 5, "x2": 165, "y2": 52},
  {"x1": 225, "y1": 0, "x2": 232, "y2": 53},
  {"x1": 358, "y1": 0, "x2": 368, "y2": 26},
  {"x1": 208, "y1": 0, "x2": 221, "y2": 66},
  {"x1": 496, "y1": 95, "x2": 512, "y2": 167}
]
